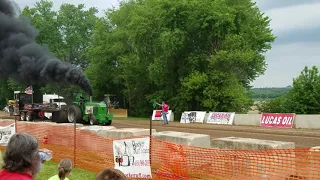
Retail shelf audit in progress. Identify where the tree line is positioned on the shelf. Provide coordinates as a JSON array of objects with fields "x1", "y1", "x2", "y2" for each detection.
[
  {"x1": 259, "y1": 66, "x2": 320, "y2": 114},
  {"x1": 0, "y1": 0, "x2": 276, "y2": 117},
  {"x1": 250, "y1": 87, "x2": 291, "y2": 101}
]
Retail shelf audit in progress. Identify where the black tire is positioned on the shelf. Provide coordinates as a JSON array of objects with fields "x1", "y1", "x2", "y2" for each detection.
[
  {"x1": 106, "y1": 120, "x2": 112, "y2": 125},
  {"x1": 20, "y1": 112, "x2": 26, "y2": 121},
  {"x1": 26, "y1": 112, "x2": 33, "y2": 121},
  {"x1": 67, "y1": 105, "x2": 82, "y2": 123},
  {"x1": 53, "y1": 110, "x2": 68, "y2": 123},
  {"x1": 89, "y1": 115, "x2": 97, "y2": 125}
]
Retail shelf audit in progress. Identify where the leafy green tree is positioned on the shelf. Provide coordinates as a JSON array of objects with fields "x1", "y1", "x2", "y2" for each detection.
[
  {"x1": 88, "y1": 0, "x2": 275, "y2": 116},
  {"x1": 85, "y1": 17, "x2": 124, "y2": 101},
  {"x1": 287, "y1": 66, "x2": 320, "y2": 114},
  {"x1": 0, "y1": 80, "x2": 14, "y2": 106},
  {"x1": 20, "y1": 1, "x2": 99, "y2": 99},
  {"x1": 259, "y1": 66, "x2": 320, "y2": 114},
  {"x1": 20, "y1": 0, "x2": 62, "y2": 57},
  {"x1": 258, "y1": 96, "x2": 289, "y2": 113},
  {"x1": 57, "y1": 3, "x2": 99, "y2": 68}
]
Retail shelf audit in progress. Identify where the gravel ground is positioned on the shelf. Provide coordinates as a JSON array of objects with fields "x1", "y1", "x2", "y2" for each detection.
[{"x1": 1, "y1": 111, "x2": 319, "y2": 148}]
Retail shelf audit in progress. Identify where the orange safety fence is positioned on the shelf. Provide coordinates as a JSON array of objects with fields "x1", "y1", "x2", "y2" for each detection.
[{"x1": 0, "y1": 120, "x2": 319, "y2": 180}]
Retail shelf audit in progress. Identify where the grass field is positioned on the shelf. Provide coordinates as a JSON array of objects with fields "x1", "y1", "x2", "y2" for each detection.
[
  {"x1": 36, "y1": 161, "x2": 96, "y2": 180},
  {"x1": 0, "y1": 151, "x2": 96, "y2": 180}
]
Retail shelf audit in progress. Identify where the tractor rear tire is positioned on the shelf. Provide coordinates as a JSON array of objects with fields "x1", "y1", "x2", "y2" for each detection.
[
  {"x1": 106, "y1": 121, "x2": 112, "y2": 126},
  {"x1": 67, "y1": 105, "x2": 82, "y2": 123},
  {"x1": 53, "y1": 110, "x2": 68, "y2": 123}
]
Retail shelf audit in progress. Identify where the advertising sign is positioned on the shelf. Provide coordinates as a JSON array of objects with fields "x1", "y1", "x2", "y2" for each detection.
[
  {"x1": 206, "y1": 112, "x2": 235, "y2": 125},
  {"x1": 260, "y1": 113, "x2": 295, "y2": 128},
  {"x1": 180, "y1": 111, "x2": 206, "y2": 123},
  {"x1": 151, "y1": 110, "x2": 173, "y2": 121},
  {"x1": 0, "y1": 123, "x2": 15, "y2": 146},
  {"x1": 113, "y1": 137, "x2": 152, "y2": 179}
]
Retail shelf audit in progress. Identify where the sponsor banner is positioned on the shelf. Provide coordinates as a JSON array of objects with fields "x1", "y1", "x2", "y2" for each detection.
[
  {"x1": 260, "y1": 113, "x2": 295, "y2": 128},
  {"x1": 206, "y1": 112, "x2": 235, "y2": 125},
  {"x1": 113, "y1": 137, "x2": 152, "y2": 179},
  {"x1": 151, "y1": 110, "x2": 174, "y2": 121},
  {"x1": 180, "y1": 111, "x2": 206, "y2": 123},
  {"x1": 0, "y1": 123, "x2": 15, "y2": 146}
]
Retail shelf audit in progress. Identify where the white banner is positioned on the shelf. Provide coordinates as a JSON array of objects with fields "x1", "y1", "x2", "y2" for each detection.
[
  {"x1": 0, "y1": 123, "x2": 16, "y2": 146},
  {"x1": 151, "y1": 110, "x2": 174, "y2": 121},
  {"x1": 206, "y1": 112, "x2": 235, "y2": 125},
  {"x1": 180, "y1": 111, "x2": 206, "y2": 123},
  {"x1": 113, "y1": 137, "x2": 152, "y2": 179}
]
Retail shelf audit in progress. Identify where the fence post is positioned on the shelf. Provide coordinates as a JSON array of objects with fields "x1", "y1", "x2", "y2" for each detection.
[
  {"x1": 14, "y1": 116, "x2": 17, "y2": 133},
  {"x1": 149, "y1": 115, "x2": 152, "y2": 172},
  {"x1": 74, "y1": 118, "x2": 76, "y2": 168}
]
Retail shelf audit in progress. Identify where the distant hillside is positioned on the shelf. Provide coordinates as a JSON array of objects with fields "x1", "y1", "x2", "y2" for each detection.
[{"x1": 250, "y1": 86, "x2": 292, "y2": 101}]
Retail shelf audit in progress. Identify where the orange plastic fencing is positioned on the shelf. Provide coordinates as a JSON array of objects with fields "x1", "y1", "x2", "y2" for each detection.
[{"x1": 0, "y1": 120, "x2": 320, "y2": 180}]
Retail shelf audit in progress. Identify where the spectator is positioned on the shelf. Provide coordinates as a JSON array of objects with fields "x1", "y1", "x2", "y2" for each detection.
[
  {"x1": 95, "y1": 168, "x2": 127, "y2": 180},
  {"x1": 48, "y1": 158, "x2": 73, "y2": 180},
  {"x1": 0, "y1": 133, "x2": 52, "y2": 180}
]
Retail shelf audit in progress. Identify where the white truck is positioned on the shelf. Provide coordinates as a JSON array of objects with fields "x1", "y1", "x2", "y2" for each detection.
[{"x1": 43, "y1": 93, "x2": 67, "y2": 120}]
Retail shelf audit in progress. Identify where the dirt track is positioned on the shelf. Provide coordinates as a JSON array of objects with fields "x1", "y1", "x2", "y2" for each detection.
[
  {"x1": 112, "y1": 120, "x2": 320, "y2": 148},
  {"x1": 1, "y1": 111, "x2": 319, "y2": 148}
]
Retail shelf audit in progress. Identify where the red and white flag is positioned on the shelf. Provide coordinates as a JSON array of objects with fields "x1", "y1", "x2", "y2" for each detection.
[{"x1": 26, "y1": 86, "x2": 33, "y2": 94}]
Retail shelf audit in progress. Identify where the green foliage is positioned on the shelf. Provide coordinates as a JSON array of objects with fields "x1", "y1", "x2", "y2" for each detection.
[
  {"x1": 250, "y1": 87, "x2": 291, "y2": 101},
  {"x1": 259, "y1": 66, "x2": 320, "y2": 114},
  {"x1": 0, "y1": 0, "x2": 276, "y2": 117},
  {"x1": 19, "y1": 0, "x2": 99, "y2": 97},
  {"x1": 87, "y1": 0, "x2": 275, "y2": 116},
  {"x1": 0, "y1": 78, "x2": 26, "y2": 105}
]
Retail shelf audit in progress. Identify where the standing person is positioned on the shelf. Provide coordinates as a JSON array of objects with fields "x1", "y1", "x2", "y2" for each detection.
[
  {"x1": 0, "y1": 133, "x2": 52, "y2": 180},
  {"x1": 157, "y1": 101, "x2": 169, "y2": 125},
  {"x1": 48, "y1": 158, "x2": 73, "y2": 180}
]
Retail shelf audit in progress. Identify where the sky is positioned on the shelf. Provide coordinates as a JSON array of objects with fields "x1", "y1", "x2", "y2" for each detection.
[{"x1": 14, "y1": 0, "x2": 320, "y2": 88}]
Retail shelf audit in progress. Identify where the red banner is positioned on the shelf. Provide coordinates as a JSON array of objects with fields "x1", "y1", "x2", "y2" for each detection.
[
  {"x1": 155, "y1": 110, "x2": 162, "y2": 117},
  {"x1": 260, "y1": 113, "x2": 295, "y2": 128}
]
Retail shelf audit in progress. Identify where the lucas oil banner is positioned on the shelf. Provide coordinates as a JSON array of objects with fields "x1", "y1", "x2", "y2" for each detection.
[{"x1": 260, "y1": 113, "x2": 295, "y2": 128}]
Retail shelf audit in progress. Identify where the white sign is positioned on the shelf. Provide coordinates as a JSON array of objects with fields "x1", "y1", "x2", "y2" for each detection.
[
  {"x1": 113, "y1": 137, "x2": 152, "y2": 179},
  {"x1": 180, "y1": 111, "x2": 206, "y2": 123},
  {"x1": 0, "y1": 123, "x2": 16, "y2": 146},
  {"x1": 151, "y1": 110, "x2": 174, "y2": 121},
  {"x1": 206, "y1": 112, "x2": 235, "y2": 125}
]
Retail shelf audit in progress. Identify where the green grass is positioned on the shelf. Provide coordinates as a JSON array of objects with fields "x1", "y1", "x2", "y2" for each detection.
[
  {"x1": 36, "y1": 161, "x2": 96, "y2": 180},
  {"x1": 114, "y1": 116, "x2": 150, "y2": 120},
  {"x1": 0, "y1": 151, "x2": 96, "y2": 180}
]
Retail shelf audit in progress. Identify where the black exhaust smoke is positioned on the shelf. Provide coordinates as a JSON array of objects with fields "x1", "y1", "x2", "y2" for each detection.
[{"x1": 0, "y1": 0, "x2": 93, "y2": 95}]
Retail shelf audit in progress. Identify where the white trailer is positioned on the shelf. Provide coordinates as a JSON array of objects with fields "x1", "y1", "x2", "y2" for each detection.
[{"x1": 43, "y1": 93, "x2": 67, "y2": 119}]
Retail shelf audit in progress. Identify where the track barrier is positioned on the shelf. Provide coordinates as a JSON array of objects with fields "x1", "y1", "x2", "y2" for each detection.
[{"x1": 0, "y1": 120, "x2": 319, "y2": 179}]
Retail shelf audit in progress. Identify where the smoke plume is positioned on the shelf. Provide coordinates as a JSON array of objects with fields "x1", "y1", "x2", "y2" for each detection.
[{"x1": 0, "y1": 0, "x2": 93, "y2": 95}]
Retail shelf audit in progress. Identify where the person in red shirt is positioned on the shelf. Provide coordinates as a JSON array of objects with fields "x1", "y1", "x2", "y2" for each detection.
[
  {"x1": 157, "y1": 101, "x2": 169, "y2": 125},
  {"x1": 0, "y1": 133, "x2": 52, "y2": 180}
]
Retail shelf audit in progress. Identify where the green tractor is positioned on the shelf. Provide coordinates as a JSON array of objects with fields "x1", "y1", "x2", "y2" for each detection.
[{"x1": 66, "y1": 92, "x2": 113, "y2": 125}]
